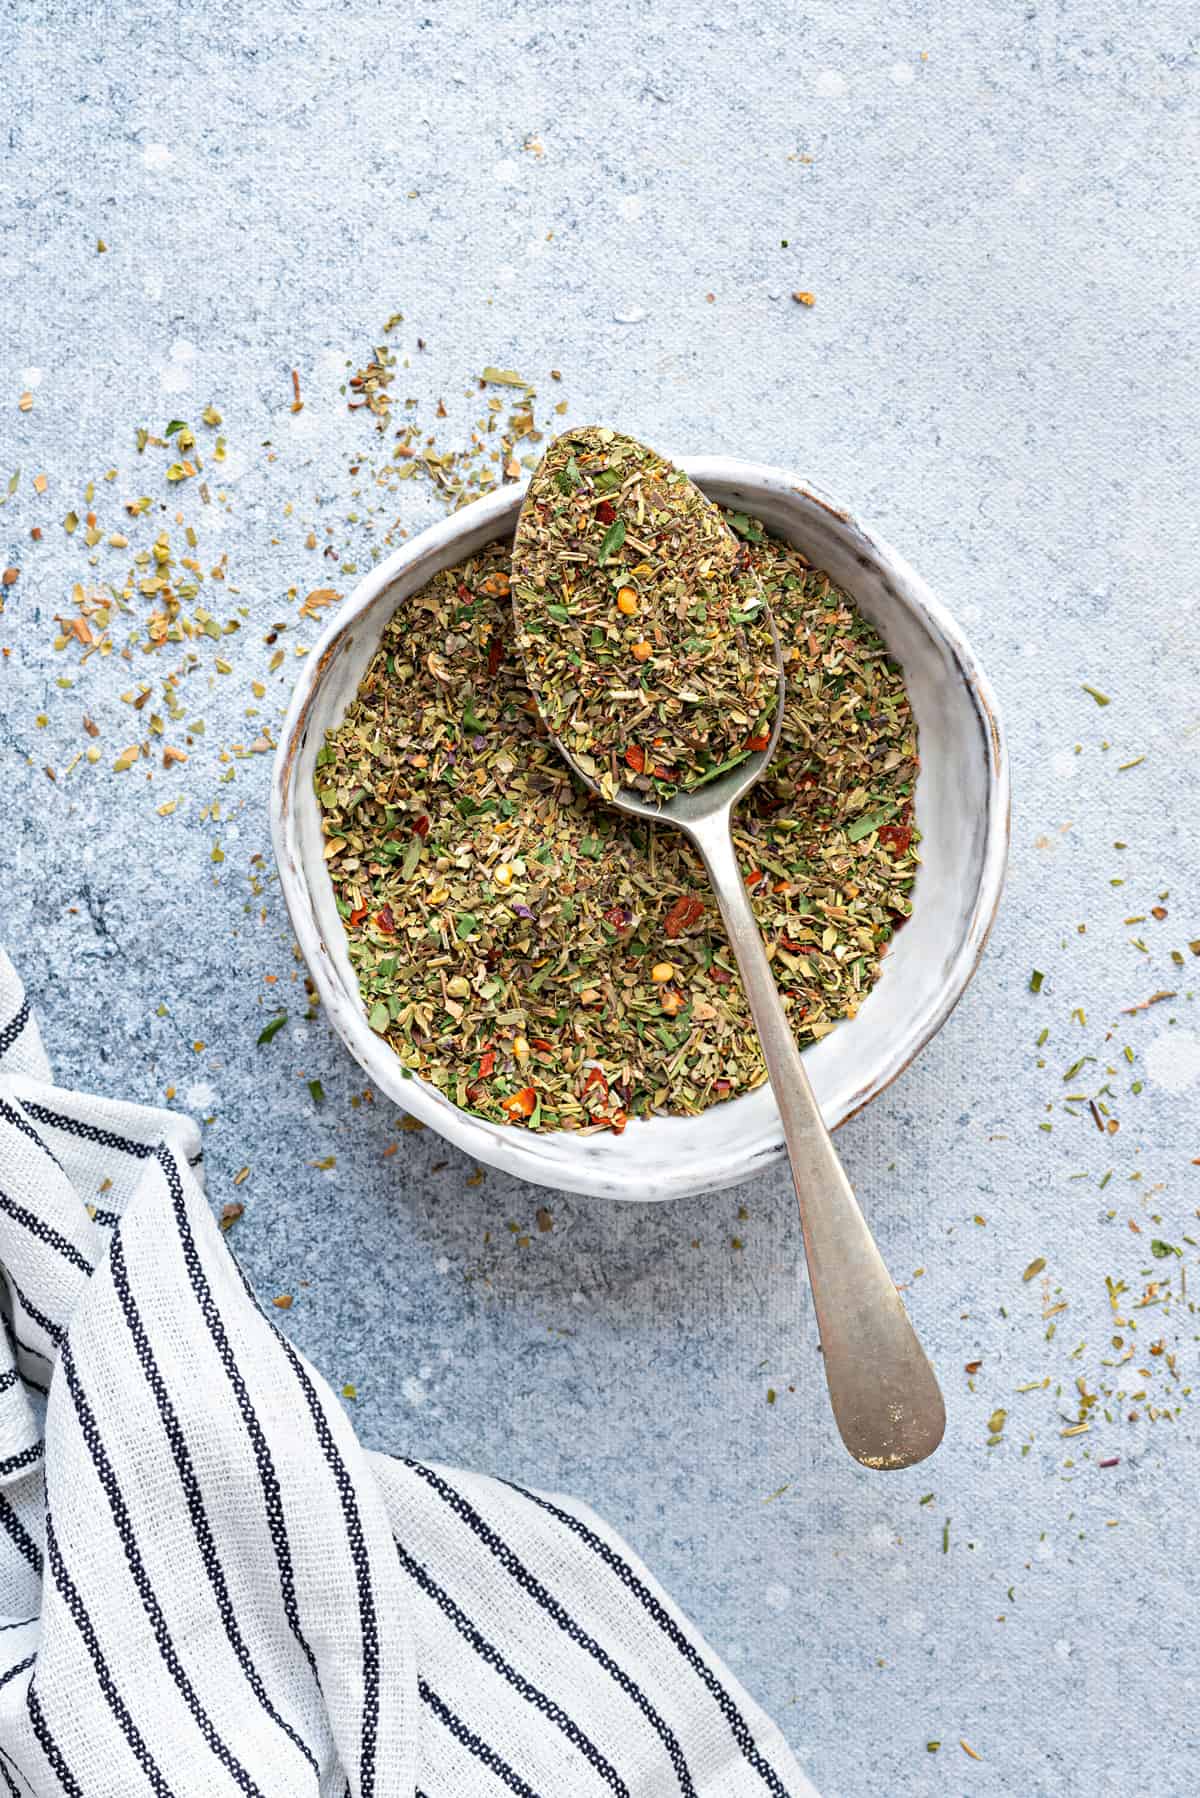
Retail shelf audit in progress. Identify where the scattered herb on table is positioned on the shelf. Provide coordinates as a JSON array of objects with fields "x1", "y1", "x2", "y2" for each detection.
[{"x1": 257, "y1": 1011, "x2": 288, "y2": 1045}]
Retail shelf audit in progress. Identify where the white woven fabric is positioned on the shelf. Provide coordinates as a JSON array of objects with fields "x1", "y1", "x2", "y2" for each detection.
[{"x1": 0, "y1": 950, "x2": 813, "y2": 1797}]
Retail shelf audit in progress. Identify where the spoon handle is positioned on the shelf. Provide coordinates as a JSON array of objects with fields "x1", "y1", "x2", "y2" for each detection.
[{"x1": 688, "y1": 809, "x2": 946, "y2": 1469}]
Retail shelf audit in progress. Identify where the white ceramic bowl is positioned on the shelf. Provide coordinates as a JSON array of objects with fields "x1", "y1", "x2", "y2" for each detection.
[{"x1": 272, "y1": 460, "x2": 1009, "y2": 1201}]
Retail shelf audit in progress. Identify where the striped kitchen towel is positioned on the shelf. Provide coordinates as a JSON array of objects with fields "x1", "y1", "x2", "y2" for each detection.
[{"x1": 0, "y1": 949, "x2": 814, "y2": 1798}]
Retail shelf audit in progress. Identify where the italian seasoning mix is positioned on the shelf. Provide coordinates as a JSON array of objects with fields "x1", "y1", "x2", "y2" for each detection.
[
  {"x1": 317, "y1": 520, "x2": 919, "y2": 1133},
  {"x1": 513, "y1": 427, "x2": 778, "y2": 801}
]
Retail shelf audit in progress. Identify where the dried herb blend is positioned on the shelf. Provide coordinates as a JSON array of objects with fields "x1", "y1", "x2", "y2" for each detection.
[
  {"x1": 318, "y1": 520, "x2": 918, "y2": 1133},
  {"x1": 513, "y1": 427, "x2": 778, "y2": 801}
]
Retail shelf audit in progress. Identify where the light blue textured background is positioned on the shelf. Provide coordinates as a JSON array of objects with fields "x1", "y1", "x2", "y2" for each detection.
[{"x1": 3, "y1": 5, "x2": 1199, "y2": 1793}]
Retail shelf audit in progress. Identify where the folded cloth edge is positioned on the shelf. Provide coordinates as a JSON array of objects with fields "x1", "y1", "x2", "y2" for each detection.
[{"x1": 0, "y1": 947, "x2": 815, "y2": 1798}]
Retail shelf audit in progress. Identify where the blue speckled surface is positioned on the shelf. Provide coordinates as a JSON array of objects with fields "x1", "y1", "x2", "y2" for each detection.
[{"x1": 3, "y1": 5, "x2": 1199, "y2": 1792}]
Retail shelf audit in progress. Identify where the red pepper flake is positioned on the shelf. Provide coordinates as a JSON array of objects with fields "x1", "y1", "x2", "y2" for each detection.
[
  {"x1": 878, "y1": 823, "x2": 913, "y2": 856},
  {"x1": 412, "y1": 815, "x2": 430, "y2": 838},
  {"x1": 607, "y1": 1110, "x2": 627, "y2": 1135},
  {"x1": 349, "y1": 904, "x2": 368, "y2": 926},
  {"x1": 1120, "y1": 990, "x2": 1176, "y2": 1014},
  {"x1": 583, "y1": 1067, "x2": 609, "y2": 1096},
  {"x1": 664, "y1": 895, "x2": 705, "y2": 938},
  {"x1": 478, "y1": 1049, "x2": 496, "y2": 1079},
  {"x1": 595, "y1": 500, "x2": 616, "y2": 525},
  {"x1": 501, "y1": 1086, "x2": 536, "y2": 1119},
  {"x1": 531, "y1": 1037, "x2": 554, "y2": 1051},
  {"x1": 625, "y1": 744, "x2": 646, "y2": 773},
  {"x1": 487, "y1": 636, "x2": 504, "y2": 677},
  {"x1": 743, "y1": 731, "x2": 770, "y2": 752},
  {"x1": 375, "y1": 906, "x2": 396, "y2": 934}
]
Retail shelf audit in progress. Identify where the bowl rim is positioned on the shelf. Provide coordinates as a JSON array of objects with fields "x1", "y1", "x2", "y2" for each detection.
[{"x1": 271, "y1": 458, "x2": 1010, "y2": 1200}]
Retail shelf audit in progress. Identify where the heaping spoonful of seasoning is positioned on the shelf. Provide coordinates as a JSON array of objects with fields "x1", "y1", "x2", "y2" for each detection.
[{"x1": 513, "y1": 426, "x2": 945, "y2": 1470}]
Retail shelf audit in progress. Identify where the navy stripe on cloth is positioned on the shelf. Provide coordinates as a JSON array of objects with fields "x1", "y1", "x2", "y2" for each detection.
[
  {"x1": 223, "y1": 1199, "x2": 385, "y2": 1798},
  {"x1": 502, "y1": 1481, "x2": 792, "y2": 1797},
  {"x1": 18, "y1": 1104, "x2": 153, "y2": 1162},
  {"x1": 394, "y1": 1535, "x2": 629, "y2": 1798},
  {"x1": 253, "y1": 1283, "x2": 382, "y2": 1797},
  {"x1": 1, "y1": 1312, "x2": 50, "y2": 1366},
  {"x1": 0, "y1": 1315, "x2": 51, "y2": 1399},
  {"x1": 0, "y1": 1001, "x2": 30, "y2": 1062},
  {"x1": 7, "y1": 1277, "x2": 64, "y2": 1350},
  {"x1": 0, "y1": 1492, "x2": 42, "y2": 1574},
  {"x1": 43, "y1": 1511, "x2": 175, "y2": 1797},
  {"x1": 0, "y1": 1654, "x2": 33, "y2": 1694},
  {"x1": 149, "y1": 1148, "x2": 322, "y2": 1691},
  {"x1": 0, "y1": 1183, "x2": 91, "y2": 1275},
  {"x1": 0, "y1": 1446, "x2": 43, "y2": 1479},
  {"x1": 402, "y1": 1461, "x2": 695, "y2": 1797},
  {"x1": 0, "y1": 1100, "x2": 67, "y2": 1178},
  {"x1": 58, "y1": 1346, "x2": 267, "y2": 1797},
  {"x1": 26, "y1": 1682, "x2": 83, "y2": 1797},
  {"x1": 108, "y1": 1224, "x2": 321, "y2": 1779},
  {"x1": 420, "y1": 1679, "x2": 544, "y2": 1798},
  {"x1": 0, "y1": 1741, "x2": 35, "y2": 1798}
]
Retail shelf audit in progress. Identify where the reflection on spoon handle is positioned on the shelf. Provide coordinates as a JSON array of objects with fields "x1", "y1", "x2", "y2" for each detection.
[{"x1": 687, "y1": 808, "x2": 946, "y2": 1470}]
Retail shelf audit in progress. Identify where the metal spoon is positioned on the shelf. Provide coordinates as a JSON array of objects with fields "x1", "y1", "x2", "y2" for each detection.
[{"x1": 520, "y1": 627, "x2": 945, "y2": 1468}]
